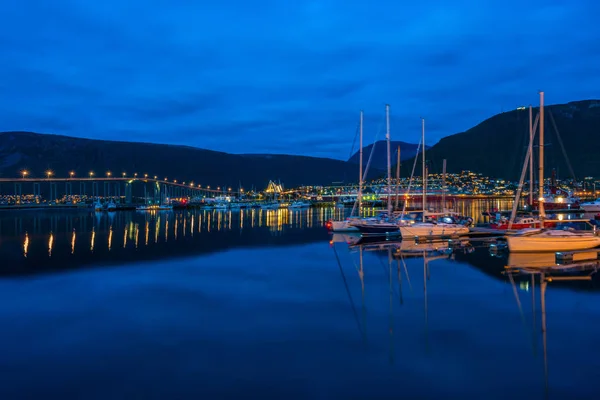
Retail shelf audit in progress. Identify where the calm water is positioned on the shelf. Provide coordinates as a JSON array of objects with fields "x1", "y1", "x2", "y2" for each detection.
[{"x1": 0, "y1": 205, "x2": 599, "y2": 399}]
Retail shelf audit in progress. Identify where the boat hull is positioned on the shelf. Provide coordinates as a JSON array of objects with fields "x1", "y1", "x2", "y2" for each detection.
[
  {"x1": 507, "y1": 233, "x2": 600, "y2": 252},
  {"x1": 327, "y1": 220, "x2": 360, "y2": 232},
  {"x1": 581, "y1": 204, "x2": 600, "y2": 212},
  {"x1": 354, "y1": 224, "x2": 400, "y2": 235},
  {"x1": 399, "y1": 224, "x2": 469, "y2": 238}
]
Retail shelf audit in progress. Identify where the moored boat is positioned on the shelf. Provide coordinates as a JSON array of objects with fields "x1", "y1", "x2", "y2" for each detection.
[{"x1": 506, "y1": 228, "x2": 600, "y2": 252}]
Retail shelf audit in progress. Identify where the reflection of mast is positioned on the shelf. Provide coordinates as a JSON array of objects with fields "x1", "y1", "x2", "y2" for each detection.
[
  {"x1": 359, "y1": 245, "x2": 366, "y2": 343},
  {"x1": 541, "y1": 272, "x2": 548, "y2": 398},
  {"x1": 388, "y1": 246, "x2": 394, "y2": 365},
  {"x1": 423, "y1": 250, "x2": 429, "y2": 352}
]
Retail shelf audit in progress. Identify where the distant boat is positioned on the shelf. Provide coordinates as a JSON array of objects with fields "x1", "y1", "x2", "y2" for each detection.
[
  {"x1": 288, "y1": 200, "x2": 311, "y2": 208},
  {"x1": 581, "y1": 198, "x2": 600, "y2": 212},
  {"x1": 136, "y1": 204, "x2": 173, "y2": 211}
]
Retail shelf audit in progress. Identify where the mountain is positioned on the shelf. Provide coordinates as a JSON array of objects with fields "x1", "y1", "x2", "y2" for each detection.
[
  {"x1": 348, "y1": 140, "x2": 427, "y2": 170},
  {"x1": 0, "y1": 132, "x2": 383, "y2": 188},
  {"x1": 401, "y1": 100, "x2": 600, "y2": 180}
]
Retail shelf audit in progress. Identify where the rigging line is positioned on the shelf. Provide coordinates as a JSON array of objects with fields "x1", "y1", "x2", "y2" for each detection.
[
  {"x1": 548, "y1": 109, "x2": 576, "y2": 181},
  {"x1": 348, "y1": 117, "x2": 361, "y2": 160},
  {"x1": 333, "y1": 244, "x2": 365, "y2": 341},
  {"x1": 350, "y1": 118, "x2": 384, "y2": 216},
  {"x1": 401, "y1": 138, "x2": 423, "y2": 218}
]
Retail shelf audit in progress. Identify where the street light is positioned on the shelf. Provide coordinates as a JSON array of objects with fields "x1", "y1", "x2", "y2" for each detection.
[
  {"x1": 89, "y1": 171, "x2": 94, "y2": 178},
  {"x1": 144, "y1": 174, "x2": 148, "y2": 179},
  {"x1": 122, "y1": 172, "x2": 126, "y2": 178},
  {"x1": 21, "y1": 170, "x2": 28, "y2": 179},
  {"x1": 46, "y1": 170, "x2": 53, "y2": 179},
  {"x1": 106, "y1": 171, "x2": 112, "y2": 178},
  {"x1": 70, "y1": 171, "x2": 75, "y2": 178},
  {"x1": 154, "y1": 176, "x2": 157, "y2": 179},
  {"x1": 134, "y1": 173, "x2": 138, "y2": 177}
]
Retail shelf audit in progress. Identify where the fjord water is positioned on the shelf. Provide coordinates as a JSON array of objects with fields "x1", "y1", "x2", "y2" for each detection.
[{"x1": 0, "y1": 205, "x2": 598, "y2": 399}]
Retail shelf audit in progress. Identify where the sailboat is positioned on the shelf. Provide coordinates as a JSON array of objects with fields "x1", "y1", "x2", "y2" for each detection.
[
  {"x1": 506, "y1": 92, "x2": 600, "y2": 252},
  {"x1": 352, "y1": 105, "x2": 400, "y2": 236},
  {"x1": 399, "y1": 118, "x2": 470, "y2": 239},
  {"x1": 329, "y1": 110, "x2": 367, "y2": 232}
]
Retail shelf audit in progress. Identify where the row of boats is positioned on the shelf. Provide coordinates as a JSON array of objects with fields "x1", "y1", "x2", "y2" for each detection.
[{"x1": 326, "y1": 96, "x2": 600, "y2": 253}]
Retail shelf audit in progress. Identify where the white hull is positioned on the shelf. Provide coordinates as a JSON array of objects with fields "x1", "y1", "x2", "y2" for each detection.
[
  {"x1": 507, "y1": 230, "x2": 600, "y2": 252},
  {"x1": 331, "y1": 220, "x2": 359, "y2": 232},
  {"x1": 581, "y1": 203, "x2": 600, "y2": 212},
  {"x1": 399, "y1": 223, "x2": 469, "y2": 238}
]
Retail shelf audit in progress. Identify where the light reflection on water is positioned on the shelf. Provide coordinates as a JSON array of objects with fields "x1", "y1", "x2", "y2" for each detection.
[{"x1": 0, "y1": 203, "x2": 598, "y2": 398}]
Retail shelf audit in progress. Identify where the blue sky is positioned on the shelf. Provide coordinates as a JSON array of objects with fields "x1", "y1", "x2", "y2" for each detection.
[{"x1": 1, "y1": 0, "x2": 598, "y2": 159}]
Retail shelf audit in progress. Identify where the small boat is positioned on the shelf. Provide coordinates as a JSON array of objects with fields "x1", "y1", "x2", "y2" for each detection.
[
  {"x1": 288, "y1": 200, "x2": 311, "y2": 208},
  {"x1": 93, "y1": 201, "x2": 103, "y2": 212},
  {"x1": 490, "y1": 216, "x2": 548, "y2": 230},
  {"x1": 106, "y1": 201, "x2": 117, "y2": 212},
  {"x1": 352, "y1": 220, "x2": 400, "y2": 236},
  {"x1": 261, "y1": 202, "x2": 279, "y2": 210},
  {"x1": 581, "y1": 198, "x2": 600, "y2": 212},
  {"x1": 136, "y1": 204, "x2": 173, "y2": 211},
  {"x1": 214, "y1": 203, "x2": 229, "y2": 210},
  {"x1": 506, "y1": 228, "x2": 600, "y2": 252}
]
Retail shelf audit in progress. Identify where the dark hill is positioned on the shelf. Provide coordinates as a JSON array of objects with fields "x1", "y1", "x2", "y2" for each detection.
[
  {"x1": 0, "y1": 132, "x2": 383, "y2": 188},
  {"x1": 401, "y1": 100, "x2": 600, "y2": 179},
  {"x1": 348, "y1": 140, "x2": 425, "y2": 170}
]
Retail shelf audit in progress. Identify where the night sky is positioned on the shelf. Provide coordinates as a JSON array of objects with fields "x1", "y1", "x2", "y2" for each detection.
[{"x1": 1, "y1": 1, "x2": 598, "y2": 159}]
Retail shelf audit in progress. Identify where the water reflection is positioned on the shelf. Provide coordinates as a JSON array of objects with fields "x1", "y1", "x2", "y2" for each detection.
[
  {"x1": 334, "y1": 238, "x2": 600, "y2": 399},
  {"x1": 0, "y1": 208, "x2": 337, "y2": 275}
]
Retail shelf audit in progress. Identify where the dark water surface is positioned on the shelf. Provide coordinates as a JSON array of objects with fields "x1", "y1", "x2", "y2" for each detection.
[{"x1": 0, "y1": 208, "x2": 599, "y2": 399}]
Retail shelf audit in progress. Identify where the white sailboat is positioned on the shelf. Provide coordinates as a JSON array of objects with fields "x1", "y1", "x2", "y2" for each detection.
[
  {"x1": 507, "y1": 92, "x2": 600, "y2": 252},
  {"x1": 330, "y1": 110, "x2": 365, "y2": 232},
  {"x1": 580, "y1": 198, "x2": 600, "y2": 212},
  {"x1": 399, "y1": 118, "x2": 469, "y2": 239},
  {"x1": 352, "y1": 105, "x2": 401, "y2": 236}
]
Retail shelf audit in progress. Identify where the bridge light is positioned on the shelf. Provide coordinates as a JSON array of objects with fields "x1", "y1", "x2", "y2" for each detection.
[
  {"x1": 122, "y1": 172, "x2": 126, "y2": 178},
  {"x1": 46, "y1": 170, "x2": 53, "y2": 179},
  {"x1": 89, "y1": 171, "x2": 94, "y2": 178},
  {"x1": 69, "y1": 171, "x2": 75, "y2": 178},
  {"x1": 21, "y1": 170, "x2": 28, "y2": 179},
  {"x1": 106, "y1": 171, "x2": 112, "y2": 178}
]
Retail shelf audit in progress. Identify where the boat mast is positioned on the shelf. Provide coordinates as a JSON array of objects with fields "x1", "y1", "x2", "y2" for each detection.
[
  {"x1": 539, "y1": 92, "x2": 545, "y2": 220},
  {"x1": 529, "y1": 105, "x2": 533, "y2": 207},
  {"x1": 395, "y1": 145, "x2": 400, "y2": 210},
  {"x1": 386, "y1": 104, "x2": 392, "y2": 215},
  {"x1": 421, "y1": 118, "x2": 426, "y2": 213},
  {"x1": 358, "y1": 110, "x2": 364, "y2": 216},
  {"x1": 442, "y1": 159, "x2": 447, "y2": 213}
]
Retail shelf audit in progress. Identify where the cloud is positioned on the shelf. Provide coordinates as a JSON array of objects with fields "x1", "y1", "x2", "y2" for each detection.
[{"x1": 0, "y1": 0, "x2": 598, "y2": 159}]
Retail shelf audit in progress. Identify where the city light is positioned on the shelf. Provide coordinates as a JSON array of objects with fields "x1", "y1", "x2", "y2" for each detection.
[
  {"x1": 70, "y1": 171, "x2": 75, "y2": 178},
  {"x1": 89, "y1": 171, "x2": 94, "y2": 178},
  {"x1": 21, "y1": 170, "x2": 28, "y2": 179},
  {"x1": 46, "y1": 170, "x2": 53, "y2": 179},
  {"x1": 122, "y1": 172, "x2": 126, "y2": 178},
  {"x1": 106, "y1": 171, "x2": 112, "y2": 177}
]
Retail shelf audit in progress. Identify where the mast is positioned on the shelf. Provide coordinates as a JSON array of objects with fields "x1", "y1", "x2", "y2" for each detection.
[
  {"x1": 442, "y1": 159, "x2": 447, "y2": 212},
  {"x1": 358, "y1": 110, "x2": 364, "y2": 216},
  {"x1": 539, "y1": 92, "x2": 545, "y2": 220},
  {"x1": 528, "y1": 105, "x2": 533, "y2": 206},
  {"x1": 421, "y1": 118, "x2": 426, "y2": 213},
  {"x1": 395, "y1": 145, "x2": 400, "y2": 210},
  {"x1": 386, "y1": 104, "x2": 392, "y2": 215}
]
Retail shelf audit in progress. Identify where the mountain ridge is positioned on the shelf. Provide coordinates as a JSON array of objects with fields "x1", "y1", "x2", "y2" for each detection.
[{"x1": 0, "y1": 131, "x2": 383, "y2": 188}]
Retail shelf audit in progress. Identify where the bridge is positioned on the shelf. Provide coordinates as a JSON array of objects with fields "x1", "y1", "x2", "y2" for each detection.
[{"x1": 0, "y1": 172, "x2": 240, "y2": 206}]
